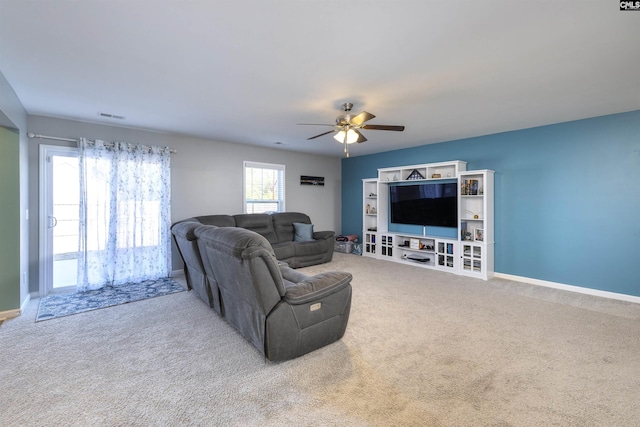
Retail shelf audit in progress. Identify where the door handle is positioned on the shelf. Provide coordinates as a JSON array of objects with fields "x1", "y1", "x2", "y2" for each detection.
[{"x1": 49, "y1": 216, "x2": 58, "y2": 228}]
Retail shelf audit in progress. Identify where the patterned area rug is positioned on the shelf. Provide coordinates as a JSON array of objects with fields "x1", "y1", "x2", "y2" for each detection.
[{"x1": 36, "y1": 278, "x2": 185, "y2": 322}]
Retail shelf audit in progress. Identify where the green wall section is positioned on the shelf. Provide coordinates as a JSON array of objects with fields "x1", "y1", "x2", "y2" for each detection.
[
  {"x1": 0, "y1": 126, "x2": 20, "y2": 312},
  {"x1": 342, "y1": 110, "x2": 640, "y2": 297}
]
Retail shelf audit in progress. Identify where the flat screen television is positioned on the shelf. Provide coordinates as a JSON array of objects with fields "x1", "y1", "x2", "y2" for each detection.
[{"x1": 389, "y1": 182, "x2": 458, "y2": 227}]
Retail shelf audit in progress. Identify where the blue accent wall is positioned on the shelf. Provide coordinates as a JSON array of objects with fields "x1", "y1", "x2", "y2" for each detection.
[{"x1": 342, "y1": 110, "x2": 640, "y2": 297}]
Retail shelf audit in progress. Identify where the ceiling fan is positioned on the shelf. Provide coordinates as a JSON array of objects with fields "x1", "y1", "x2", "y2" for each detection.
[{"x1": 299, "y1": 102, "x2": 405, "y2": 157}]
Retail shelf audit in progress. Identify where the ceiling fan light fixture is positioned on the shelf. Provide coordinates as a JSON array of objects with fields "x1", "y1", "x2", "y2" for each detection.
[{"x1": 334, "y1": 129, "x2": 359, "y2": 144}]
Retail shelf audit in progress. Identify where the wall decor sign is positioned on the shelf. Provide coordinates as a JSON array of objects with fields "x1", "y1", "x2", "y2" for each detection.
[
  {"x1": 300, "y1": 175, "x2": 325, "y2": 186},
  {"x1": 620, "y1": 1, "x2": 640, "y2": 11}
]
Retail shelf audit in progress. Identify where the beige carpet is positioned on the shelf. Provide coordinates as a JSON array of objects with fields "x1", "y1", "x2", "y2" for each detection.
[{"x1": 1, "y1": 253, "x2": 639, "y2": 426}]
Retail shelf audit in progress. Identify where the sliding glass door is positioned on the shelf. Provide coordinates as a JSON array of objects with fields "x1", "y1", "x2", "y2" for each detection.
[{"x1": 40, "y1": 145, "x2": 79, "y2": 295}]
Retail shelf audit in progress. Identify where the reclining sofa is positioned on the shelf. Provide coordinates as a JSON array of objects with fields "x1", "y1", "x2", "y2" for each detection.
[{"x1": 173, "y1": 224, "x2": 352, "y2": 361}]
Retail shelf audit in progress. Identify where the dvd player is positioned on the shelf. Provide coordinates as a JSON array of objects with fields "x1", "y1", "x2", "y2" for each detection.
[{"x1": 406, "y1": 254, "x2": 430, "y2": 263}]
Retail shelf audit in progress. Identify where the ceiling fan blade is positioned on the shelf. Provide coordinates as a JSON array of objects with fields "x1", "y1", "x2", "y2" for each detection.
[
  {"x1": 307, "y1": 130, "x2": 336, "y2": 140},
  {"x1": 349, "y1": 111, "x2": 375, "y2": 126},
  {"x1": 297, "y1": 123, "x2": 335, "y2": 126},
  {"x1": 361, "y1": 124, "x2": 405, "y2": 131},
  {"x1": 353, "y1": 129, "x2": 367, "y2": 143}
]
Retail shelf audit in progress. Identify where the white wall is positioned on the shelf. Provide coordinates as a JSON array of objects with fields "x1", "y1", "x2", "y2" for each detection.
[
  {"x1": 27, "y1": 115, "x2": 341, "y2": 291},
  {"x1": 168, "y1": 128, "x2": 341, "y2": 230}
]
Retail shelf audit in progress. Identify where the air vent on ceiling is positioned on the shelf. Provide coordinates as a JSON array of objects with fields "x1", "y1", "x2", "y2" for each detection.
[{"x1": 98, "y1": 112, "x2": 126, "y2": 120}]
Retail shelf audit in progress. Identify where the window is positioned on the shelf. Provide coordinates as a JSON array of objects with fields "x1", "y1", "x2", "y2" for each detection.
[{"x1": 243, "y1": 161, "x2": 285, "y2": 213}]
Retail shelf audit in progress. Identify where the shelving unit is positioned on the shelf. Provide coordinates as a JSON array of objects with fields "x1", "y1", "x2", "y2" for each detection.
[
  {"x1": 362, "y1": 179, "x2": 378, "y2": 258},
  {"x1": 458, "y1": 170, "x2": 494, "y2": 279},
  {"x1": 396, "y1": 235, "x2": 436, "y2": 267},
  {"x1": 361, "y1": 161, "x2": 494, "y2": 280},
  {"x1": 378, "y1": 161, "x2": 466, "y2": 183}
]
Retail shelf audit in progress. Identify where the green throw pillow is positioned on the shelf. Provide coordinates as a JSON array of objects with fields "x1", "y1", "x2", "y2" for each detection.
[{"x1": 293, "y1": 222, "x2": 314, "y2": 241}]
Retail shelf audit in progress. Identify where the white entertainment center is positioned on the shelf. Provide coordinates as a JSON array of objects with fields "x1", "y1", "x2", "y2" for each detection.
[{"x1": 362, "y1": 161, "x2": 494, "y2": 280}]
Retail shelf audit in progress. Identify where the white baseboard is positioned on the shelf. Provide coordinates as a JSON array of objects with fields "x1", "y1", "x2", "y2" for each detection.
[
  {"x1": 493, "y1": 272, "x2": 640, "y2": 305},
  {"x1": 21, "y1": 293, "x2": 31, "y2": 311}
]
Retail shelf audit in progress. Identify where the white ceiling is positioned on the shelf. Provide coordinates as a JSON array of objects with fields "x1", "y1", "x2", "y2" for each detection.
[{"x1": 1, "y1": 0, "x2": 639, "y2": 158}]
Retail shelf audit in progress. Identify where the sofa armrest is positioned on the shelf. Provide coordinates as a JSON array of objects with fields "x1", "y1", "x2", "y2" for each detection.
[
  {"x1": 171, "y1": 220, "x2": 203, "y2": 241},
  {"x1": 284, "y1": 271, "x2": 352, "y2": 305},
  {"x1": 280, "y1": 264, "x2": 308, "y2": 283},
  {"x1": 312, "y1": 230, "x2": 335, "y2": 241}
]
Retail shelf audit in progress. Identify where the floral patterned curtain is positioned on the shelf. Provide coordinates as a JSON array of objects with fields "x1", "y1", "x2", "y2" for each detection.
[{"x1": 77, "y1": 138, "x2": 172, "y2": 291}]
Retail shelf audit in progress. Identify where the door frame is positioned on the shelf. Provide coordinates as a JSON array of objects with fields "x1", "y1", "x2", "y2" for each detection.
[{"x1": 39, "y1": 144, "x2": 78, "y2": 296}]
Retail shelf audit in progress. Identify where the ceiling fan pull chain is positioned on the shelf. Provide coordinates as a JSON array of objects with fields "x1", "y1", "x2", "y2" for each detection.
[{"x1": 343, "y1": 131, "x2": 350, "y2": 157}]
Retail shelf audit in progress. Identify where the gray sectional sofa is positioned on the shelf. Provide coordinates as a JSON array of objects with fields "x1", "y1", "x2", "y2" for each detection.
[{"x1": 170, "y1": 214, "x2": 352, "y2": 361}]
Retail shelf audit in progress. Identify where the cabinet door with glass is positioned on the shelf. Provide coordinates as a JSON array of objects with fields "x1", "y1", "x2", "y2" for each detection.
[
  {"x1": 435, "y1": 239, "x2": 457, "y2": 272},
  {"x1": 461, "y1": 242, "x2": 484, "y2": 277},
  {"x1": 364, "y1": 232, "x2": 377, "y2": 256},
  {"x1": 380, "y1": 234, "x2": 394, "y2": 259}
]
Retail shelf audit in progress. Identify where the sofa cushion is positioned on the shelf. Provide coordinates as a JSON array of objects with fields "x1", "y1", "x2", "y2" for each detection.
[
  {"x1": 293, "y1": 222, "x2": 314, "y2": 241},
  {"x1": 233, "y1": 214, "x2": 278, "y2": 244},
  {"x1": 193, "y1": 214, "x2": 236, "y2": 227},
  {"x1": 272, "y1": 242, "x2": 295, "y2": 261},
  {"x1": 294, "y1": 239, "x2": 328, "y2": 257},
  {"x1": 200, "y1": 225, "x2": 274, "y2": 255},
  {"x1": 272, "y1": 212, "x2": 311, "y2": 242}
]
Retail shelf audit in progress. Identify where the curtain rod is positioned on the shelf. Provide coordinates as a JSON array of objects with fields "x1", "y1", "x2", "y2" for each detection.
[{"x1": 27, "y1": 132, "x2": 177, "y2": 153}]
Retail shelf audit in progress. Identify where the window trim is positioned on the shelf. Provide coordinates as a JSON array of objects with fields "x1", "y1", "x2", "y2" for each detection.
[{"x1": 243, "y1": 161, "x2": 285, "y2": 213}]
